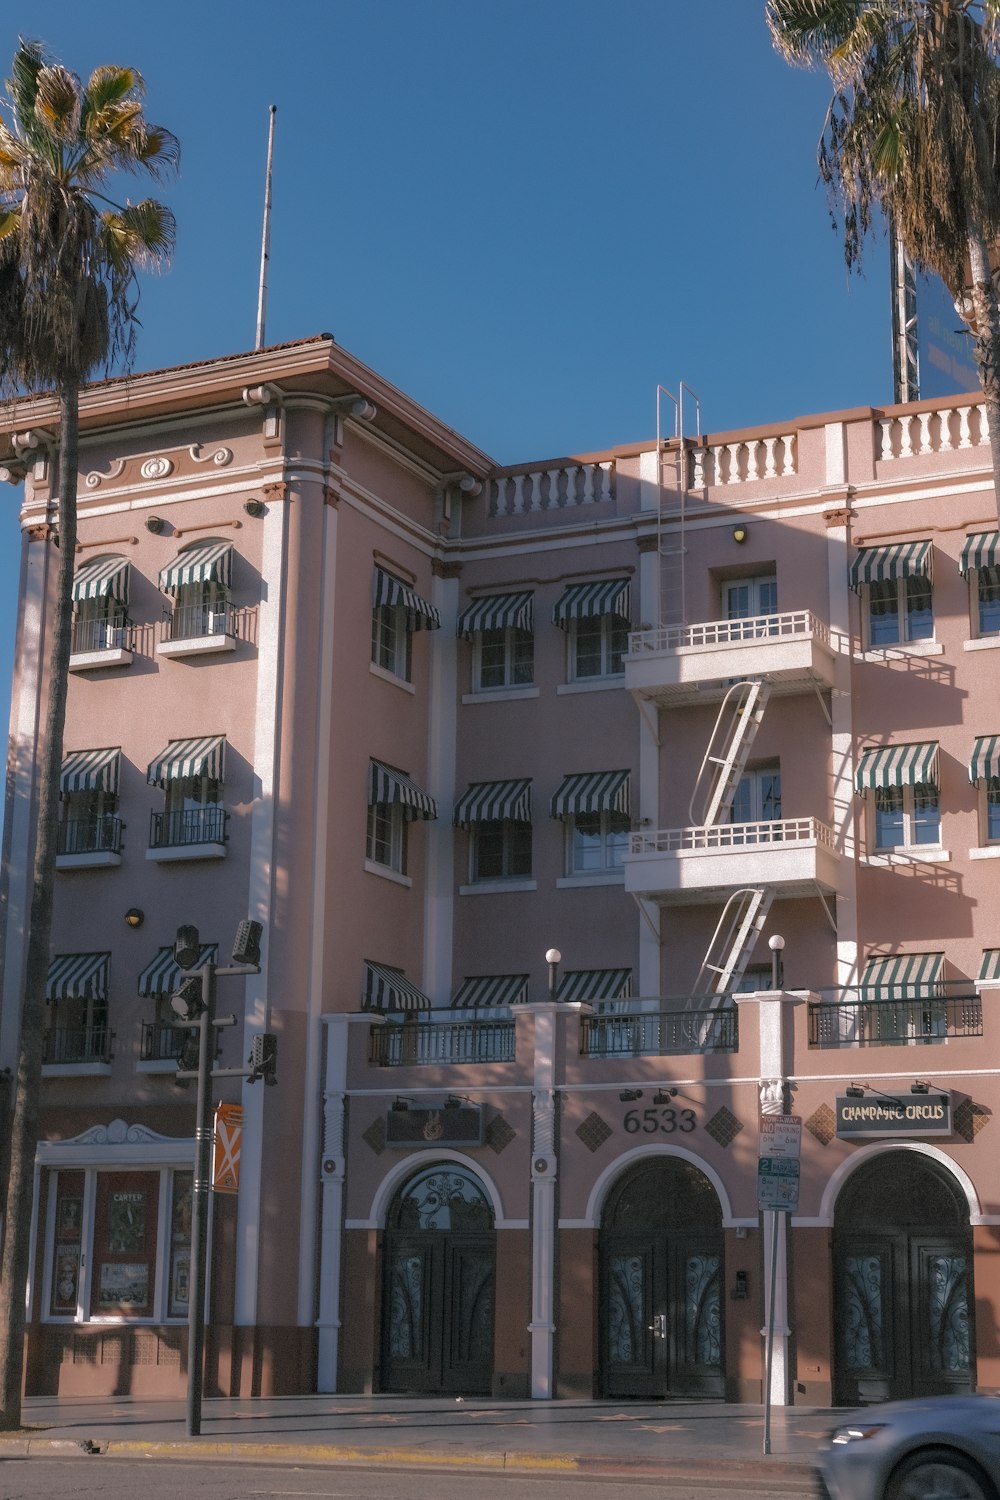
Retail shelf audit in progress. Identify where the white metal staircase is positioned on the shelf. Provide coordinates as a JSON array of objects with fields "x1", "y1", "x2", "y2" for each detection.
[
  {"x1": 688, "y1": 679, "x2": 771, "y2": 828},
  {"x1": 691, "y1": 886, "x2": 775, "y2": 1000}
]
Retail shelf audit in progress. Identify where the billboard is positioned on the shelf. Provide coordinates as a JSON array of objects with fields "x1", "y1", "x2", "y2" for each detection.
[{"x1": 891, "y1": 231, "x2": 980, "y2": 402}]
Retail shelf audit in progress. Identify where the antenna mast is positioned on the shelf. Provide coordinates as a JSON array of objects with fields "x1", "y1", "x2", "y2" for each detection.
[{"x1": 255, "y1": 105, "x2": 277, "y2": 350}]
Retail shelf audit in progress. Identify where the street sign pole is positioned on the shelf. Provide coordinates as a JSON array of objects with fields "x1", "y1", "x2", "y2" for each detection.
[
  {"x1": 757, "y1": 1114, "x2": 801, "y2": 1457},
  {"x1": 764, "y1": 1207, "x2": 779, "y2": 1456}
]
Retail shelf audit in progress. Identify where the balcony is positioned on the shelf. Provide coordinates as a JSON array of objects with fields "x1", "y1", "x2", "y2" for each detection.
[
  {"x1": 808, "y1": 991, "x2": 982, "y2": 1048},
  {"x1": 56, "y1": 815, "x2": 124, "y2": 870},
  {"x1": 157, "y1": 601, "x2": 236, "y2": 660},
  {"x1": 625, "y1": 610, "x2": 837, "y2": 708},
  {"x1": 42, "y1": 1025, "x2": 114, "y2": 1074},
  {"x1": 147, "y1": 805, "x2": 228, "y2": 863},
  {"x1": 68, "y1": 617, "x2": 133, "y2": 672},
  {"x1": 369, "y1": 1019, "x2": 516, "y2": 1066},
  {"x1": 579, "y1": 1005, "x2": 738, "y2": 1057},
  {"x1": 624, "y1": 816, "x2": 840, "y2": 903}
]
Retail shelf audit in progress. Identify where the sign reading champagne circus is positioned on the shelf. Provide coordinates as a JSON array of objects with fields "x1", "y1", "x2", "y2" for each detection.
[{"x1": 836, "y1": 1091, "x2": 952, "y2": 1138}]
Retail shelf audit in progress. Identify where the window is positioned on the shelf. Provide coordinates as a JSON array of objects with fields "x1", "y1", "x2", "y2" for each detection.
[
  {"x1": 458, "y1": 592, "x2": 534, "y2": 692},
  {"x1": 70, "y1": 555, "x2": 131, "y2": 660},
  {"x1": 58, "y1": 748, "x2": 122, "y2": 861},
  {"x1": 970, "y1": 736, "x2": 1000, "y2": 845},
  {"x1": 137, "y1": 941, "x2": 217, "y2": 1068},
  {"x1": 367, "y1": 801, "x2": 408, "y2": 873},
  {"x1": 985, "y1": 778, "x2": 1000, "y2": 843},
  {"x1": 146, "y1": 736, "x2": 228, "y2": 855},
  {"x1": 159, "y1": 539, "x2": 234, "y2": 645},
  {"x1": 960, "y1": 532, "x2": 1000, "y2": 638},
  {"x1": 976, "y1": 566, "x2": 1000, "y2": 636},
  {"x1": 874, "y1": 783, "x2": 939, "y2": 849},
  {"x1": 371, "y1": 567, "x2": 440, "y2": 682},
  {"x1": 850, "y1": 540, "x2": 933, "y2": 648},
  {"x1": 366, "y1": 760, "x2": 437, "y2": 878},
  {"x1": 45, "y1": 1166, "x2": 192, "y2": 1322},
  {"x1": 552, "y1": 579, "x2": 631, "y2": 683},
  {"x1": 43, "y1": 953, "x2": 111, "y2": 1068},
  {"x1": 723, "y1": 574, "x2": 777, "y2": 621},
  {"x1": 567, "y1": 811, "x2": 629, "y2": 874},
  {"x1": 472, "y1": 819, "x2": 532, "y2": 881},
  {"x1": 731, "y1": 767, "x2": 781, "y2": 824}
]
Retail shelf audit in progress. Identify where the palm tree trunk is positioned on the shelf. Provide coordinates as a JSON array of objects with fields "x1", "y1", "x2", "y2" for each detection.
[
  {"x1": 0, "y1": 384, "x2": 78, "y2": 1429},
  {"x1": 965, "y1": 230, "x2": 1000, "y2": 524}
]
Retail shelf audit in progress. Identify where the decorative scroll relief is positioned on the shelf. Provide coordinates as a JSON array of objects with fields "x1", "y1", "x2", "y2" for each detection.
[
  {"x1": 759, "y1": 1079, "x2": 786, "y2": 1116},
  {"x1": 532, "y1": 1088, "x2": 556, "y2": 1155},
  {"x1": 189, "y1": 444, "x2": 233, "y2": 467},
  {"x1": 140, "y1": 456, "x2": 174, "y2": 480},
  {"x1": 85, "y1": 459, "x2": 127, "y2": 489},
  {"x1": 75, "y1": 1118, "x2": 175, "y2": 1146}
]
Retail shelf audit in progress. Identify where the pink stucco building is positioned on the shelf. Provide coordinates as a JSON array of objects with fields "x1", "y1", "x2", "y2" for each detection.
[{"x1": 2, "y1": 335, "x2": 1000, "y2": 1405}]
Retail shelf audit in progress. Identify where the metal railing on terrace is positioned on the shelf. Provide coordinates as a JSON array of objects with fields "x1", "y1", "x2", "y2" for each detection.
[
  {"x1": 57, "y1": 815, "x2": 123, "y2": 856},
  {"x1": 43, "y1": 1026, "x2": 114, "y2": 1065},
  {"x1": 149, "y1": 806, "x2": 228, "y2": 850},
  {"x1": 579, "y1": 1004, "x2": 738, "y2": 1058},
  {"x1": 140, "y1": 1021, "x2": 187, "y2": 1063},
  {"x1": 161, "y1": 601, "x2": 234, "y2": 643},
  {"x1": 808, "y1": 986, "x2": 983, "y2": 1048},
  {"x1": 629, "y1": 816, "x2": 836, "y2": 856},
  {"x1": 70, "y1": 617, "x2": 133, "y2": 654},
  {"x1": 369, "y1": 1018, "x2": 516, "y2": 1066},
  {"x1": 627, "y1": 610, "x2": 830, "y2": 657}
]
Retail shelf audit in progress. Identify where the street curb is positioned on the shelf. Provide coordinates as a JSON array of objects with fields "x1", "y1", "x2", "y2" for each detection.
[{"x1": 0, "y1": 1433, "x2": 817, "y2": 1481}]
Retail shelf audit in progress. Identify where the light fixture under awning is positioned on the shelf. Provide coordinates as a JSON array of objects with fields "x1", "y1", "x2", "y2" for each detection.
[
  {"x1": 960, "y1": 532, "x2": 1000, "y2": 575},
  {"x1": 147, "y1": 735, "x2": 226, "y2": 787},
  {"x1": 159, "y1": 539, "x2": 233, "y2": 595},
  {"x1": 72, "y1": 555, "x2": 130, "y2": 605},
  {"x1": 861, "y1": 952, "x2": 944, "y2": 1000},
  {"x1": 550, "y1": 770, "x2": 630, "y2": 820},
  {"x1": 453, "y1": 778, "x2": 532, "y2": 827},
  {"x1": 368, "y1": 761, "x2": 437, "y2": 820},
  {"x1": 849, "y1": 540, "x2": 932, "y2": 591},
  {"x1": 137, "y1": 944, "x2": 218, "y2": 997},
  {"x1": 46, "y1": 952, "x2": 110, "y2": 1002},
  {"x1": 969, "y1": 735, "x2": 1000, "y2": 784},
  {"x1": 457, "y1": 592, "x2": 533, "y2": 639},
  {"x1": 451, "y1": 974, "x2": 529, "y2": 1008},
  {"x1": 363, "y1": 961, "x2": 432, "y2": 1013},
  {"x1": 556, "y1": 968, "x2": 632, "y2": 1003},
  {"x1": 855, "y1": 742, "x2": 938, "y2": 793},
  {"x1": 60, "y1": 747, "x2": 121, "y2": 796},
  {"x1": 372, "y1": 567, "x2": 440, "y2": 631},
  {"x1": 552, "y1": 578, "x2": 631, "y2": 627}
]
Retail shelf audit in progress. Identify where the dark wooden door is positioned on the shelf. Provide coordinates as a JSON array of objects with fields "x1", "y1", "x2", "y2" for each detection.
[
  {"x1": 382, "y1": 1232, "x2": 495, "y2": 1393},
  {"x1": 601, "y1": 1231, "x2": 723, "y2": 1398}
]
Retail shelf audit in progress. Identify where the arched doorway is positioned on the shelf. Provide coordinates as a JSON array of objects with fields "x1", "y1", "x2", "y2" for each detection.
[
  {"x1": 833, "y1": 1151, "x2": 974, "y2": 1405},
  {"x1": 599, "y1": 1156, "x2": 724, "y2": 1398},
  {"x1": 381, "y1": 1163, "x2": 495, "y2": 1394}
]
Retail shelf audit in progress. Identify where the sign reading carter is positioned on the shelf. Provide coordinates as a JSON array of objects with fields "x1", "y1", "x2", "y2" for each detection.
[{"x1": 836, "y1": 1091, "x2": 952, "y2": 1138}]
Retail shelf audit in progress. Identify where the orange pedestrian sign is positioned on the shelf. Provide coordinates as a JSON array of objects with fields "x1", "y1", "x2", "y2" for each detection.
[{"x1": 213, "y1": 1102, "x2": 243, "y2": 1194}]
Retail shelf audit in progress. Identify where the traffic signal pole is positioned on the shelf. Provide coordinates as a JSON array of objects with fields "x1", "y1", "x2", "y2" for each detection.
[{"x1": 186, "y1": 958, "x2": 215, "y2": 1439}]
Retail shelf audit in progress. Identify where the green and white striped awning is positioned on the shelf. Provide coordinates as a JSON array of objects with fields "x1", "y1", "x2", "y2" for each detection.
[
  {"x1": 550, "y1": 770, "x2": 630, "y2": 820},
  {"x1": 147, "y1": 735, "x2": 226, "y2": 788},
  {"x1": 368, "y1": 760, "x2": 437, "y2": 821},
  {"x1": 457, "y1": 592, "x2": 533, "y2": 640},
  {"x1": 556, "y1": 968, "x2": 632, "y2": 1003},
  {"x1": 362, "y1": 961, "x2": 432, "y2": 1013},
  {"x1": 159, "y1": 539, "x2": 233, "y2": 596},
  {"x1": 72, "y1": 554, "x2": 130, "y2": 604},
  {"x1": 46, "y1": 951, "x2": 110, "y2": 1002},
  {"x1": 451, "y1": 974, "x2": 529, "y2": 1009},
  {"x1": 137, "y1": 943, "x2": 218, "y2": 997},
  {"x1": 978, "y1": 950, "x2": 1000, "y2": 983},
  {"x1": 372, "y1": 566, "x2": 440, "y2": 631},
  {"x1": 60, "y1": 747, "x2": 121, "y2": 796},
  {"x1": 855, "y1": 742, "x2": 939, "y2": 793},
  {"x1": 454, "y1": 778, "x2": 532, "y2": 827},
  {"x1": 960, "y1": 532, "x2": 1000, "y2": 575},
  {"x1": 969, "y1": 735, "x2": 1000, "y2": 784},
  {"x1": 861, "y1": 952, "x2": 944, "y2": 1000},
  {"x1": 849, "y1": 540, "x2": 932, "y2": 591},
  {"x1": 552, "y1": 578, "x2": 631, "y2": 627}
]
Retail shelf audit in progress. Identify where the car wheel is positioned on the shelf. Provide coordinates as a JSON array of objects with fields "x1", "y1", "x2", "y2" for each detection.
[{"x1": 886, "y1": 1449, "x2": 996, "y2": 1500}]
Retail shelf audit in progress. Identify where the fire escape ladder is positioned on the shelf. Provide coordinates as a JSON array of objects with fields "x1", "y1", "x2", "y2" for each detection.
[
  {"x1": 688, "y1": 678, "x2": 771, "y2": 828},
  {"x1": 691, "y1": 886, "x2": 775, "y2": 1002}
]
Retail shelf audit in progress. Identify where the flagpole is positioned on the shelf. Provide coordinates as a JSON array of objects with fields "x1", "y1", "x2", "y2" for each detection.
[{"x1": 255, "y1": 105, "x2": 277, "y2": 349}]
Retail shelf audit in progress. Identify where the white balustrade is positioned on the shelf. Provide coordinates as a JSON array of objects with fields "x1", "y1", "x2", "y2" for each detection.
[
  {"x1": 629, "y1": 815, "x2": 835, "y2": 856},
  {"x1": 691, "y1": 433, "x2": 795, "y2": 488},
  {"x1": 627, "y1": 608, "x2": 829, "y2": 657},
  {"x1": 491, "y1": 460, "x2": 616, "y2": 515},
  {"x1": 878, "y1": 401, "x2": 993, "y2": 460}
]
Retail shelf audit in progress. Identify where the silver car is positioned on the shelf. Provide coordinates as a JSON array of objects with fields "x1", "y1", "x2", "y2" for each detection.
[{"x1": 817, "y1": 1396, "x2": 1000, "y2": 1500}]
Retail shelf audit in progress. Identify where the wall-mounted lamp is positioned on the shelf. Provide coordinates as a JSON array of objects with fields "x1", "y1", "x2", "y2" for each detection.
[
  {"x1": 911, "y1": 1080, "x2": 931, "y2": 1094},
  {"x1": 391, "y1": 1098, "x2": 410, "y2": 1112},
  {"x1": 768, "y1": 932, "x2": 785, "y2": 988},
  {"x1": 124, "y1": 908, "x2": 144, "y2": 928},
  {"x1": 244, "y1": 498, "x2": 265, "y2": 519},
  {"x1": 846, "y1": 1084, "x2": 865, "y2": 1098},
  {"x1": 619, "y1": 1089, "x2": 643, "y2": 1103},
  {"x1": 545, "y1": 947, "x2": 562, "y2": 1003},
  {"x1": 732, "y1": 525, "x2": 748, "y2": 544},
  {"x1": 653, "y1": 1089, "x2": 678, "y2": 1104},
  {"x1": 445, "y1": 1094, "x2": 470, "y2": 1110},
  {"x1": 146, "y1": 515, "x2": 165, "y2": 534}
]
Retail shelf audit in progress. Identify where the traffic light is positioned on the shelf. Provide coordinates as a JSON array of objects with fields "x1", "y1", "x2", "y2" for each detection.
[
  {"x1": 173, "y1": 1029, "x2": 201, "y2": 1087},
  {"x1": 170, "y1": 974, "x2": 205, "y2": 1021},
  {"x1": 248, "y1": 1032, "x2": 277, "y2": 1086},
  {"x1": 232, "y1": 920, "x2": 262, "y2": 967},
  {"x1": 174, "y1": 925, "x2": 202, "y2": 970}
]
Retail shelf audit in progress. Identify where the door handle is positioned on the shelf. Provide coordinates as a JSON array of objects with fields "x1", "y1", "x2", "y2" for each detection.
[{"x1": 647, "y1": 1313, "x2": 668, "y2": 1339}]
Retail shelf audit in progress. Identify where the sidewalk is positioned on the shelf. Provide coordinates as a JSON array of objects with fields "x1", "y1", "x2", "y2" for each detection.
[{"x1": 0, "y1": 1393, "x2": 833, "y2": 1482}]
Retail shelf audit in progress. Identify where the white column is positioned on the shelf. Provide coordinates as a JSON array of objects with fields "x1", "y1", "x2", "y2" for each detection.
[
  {"x1": 637, "y1": 543, "x2": 661, "y2": 997},
  {"x1": 316, "y1": 1014, "x2": 351, "y2": 1391},
  {"x1": 422, "y1": 571, "x2": 459, "y2": 1003},
  {"x1": 528, "y1": 1005, "x2": 557, "y2": 1398},
  {"x1": 826, "y1": 518, "x2": 858, "y2": 988}
]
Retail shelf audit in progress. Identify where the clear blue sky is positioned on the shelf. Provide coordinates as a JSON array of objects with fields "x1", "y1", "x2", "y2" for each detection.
[{"x1": 1, "y1": 0, "x2": 896, "y2": 779}]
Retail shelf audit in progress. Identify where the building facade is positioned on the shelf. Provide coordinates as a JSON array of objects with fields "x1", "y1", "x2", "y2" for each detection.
[{"x1": 2, "y1": 337, "x2": 1000, "y2": 1404}]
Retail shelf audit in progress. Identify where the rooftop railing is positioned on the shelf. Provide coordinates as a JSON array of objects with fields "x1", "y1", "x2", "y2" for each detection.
[
  {"x1": 369, "y1": 1018, "x2": 516, "y2": 1066},
  {"x1": 579, "y1": 1005, "x2": 738, "y2": 1057},
  {"x1": 808, "y1": 990, "x2": 983, "y2": 1048}
]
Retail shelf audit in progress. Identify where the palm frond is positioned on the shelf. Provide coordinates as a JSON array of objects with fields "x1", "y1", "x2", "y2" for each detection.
[{"x1": 33, "y1": 64, "x2": 82, "y2": 147}]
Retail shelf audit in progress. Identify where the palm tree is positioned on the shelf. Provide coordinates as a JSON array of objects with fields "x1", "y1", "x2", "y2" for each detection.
[
  {"x1": 0, "y1": 40, "x2": 176, "y2": 1428},
  {"x1": 767, "y1": 0, "x2": 1000, "y2": 514}
]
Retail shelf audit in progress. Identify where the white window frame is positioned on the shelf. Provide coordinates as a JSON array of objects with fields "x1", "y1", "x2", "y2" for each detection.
[
  {"x1": 872, "y1": 782, "x2": 940, "y2": 851},
  {"x1": 371, "y1": 602, "x2": 412, "y2": 682},
  {"x1": 865, "y1": 575, "x2": 934, "y2": 648},
  {"x1": 722, "y1": 574, "x2": 777, "y2": 621},
  {"x1": 367, "y1": 801, "x2": 408, "y2": 875},
  {"x1": 568, "y1": 614, "x2": 627, "y2": 682},
  {"x1": 473, "y1": 625, "x2": 533, "y2": 692},
  {"x1": 171, "y1": 577, "x2": 231, "y2": 640},
  {"x1": 970, "y1": 564, "x2": 1000, "y2": 640},
  {"x1": 470, "y1": 819, "x2": 532, "y2": 883},
  {"x1": 565, "y1": 810, "x2": 629, "y2": 876},
  {"x1": 979, "y1": 775, "x2": 1000, "y2": 846},
  {"x1": 730, "y1": 766, "x2": 781, "y2": 824}
]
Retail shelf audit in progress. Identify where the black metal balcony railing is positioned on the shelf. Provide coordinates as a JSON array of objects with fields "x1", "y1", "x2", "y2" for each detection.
[
  {"x1": 149, "y1": 806, "x2": 228, "y2": 849},
  {"x1": 809, "y1": 993, "x2": 983, "y2": 1048},
  {"x1": 71, "y1": 616, "x2": 132, "y2": 655},
  {"x1": 57, "y1": 814, "x2": 123, "y2": 856},
  {"x1": 140, "y1": 1021, "x2": 187, "y2": 1063},
  {"x1": 369, "y1": 1020, "x2": 516, "y2": 1066},
  {"x1": 580, "y1": 1007, "x2": 739, "y2": 1058},
  {"x1": 162, "y1": 601, "x2": 234, "y2": 643},
  {"x1": 43, "y1": 1026, "x2": 114, "y2": 1065}
]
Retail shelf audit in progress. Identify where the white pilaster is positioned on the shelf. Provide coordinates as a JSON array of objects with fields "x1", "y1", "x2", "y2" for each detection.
[
  {"x1": 637, "y1": 544, "x2": 661, "y2": 996},
  {"x1": 316, "y1": 1013, "x2": 351, "y2": 1390},
  {"x1": 423, "y1": 572, "x2": 459, "y2": 1003},
  {"x1": 528, "y1": 1004, "x2": 557, "y2": 1398},
  {"x1": 826, "y1": 518, "x2": 858, "y2": 987}
]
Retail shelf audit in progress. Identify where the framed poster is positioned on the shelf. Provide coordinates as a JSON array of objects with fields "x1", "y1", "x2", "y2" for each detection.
[
  {"x1": 98, "y1": 1261, "x2": 149, "y2": 1309},
  {"x1": 51, "y1": 1245, "x2": 80, "y2": 1313}
]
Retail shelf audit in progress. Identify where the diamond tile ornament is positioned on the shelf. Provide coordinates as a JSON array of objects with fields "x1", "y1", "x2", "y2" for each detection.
[
  {"x1": 705, "y1": 1107, "x2": 742, "y2": 1148},
  {"x1": 362, "y1": 1117, "x2": 386, "y2": 1155},
  {"x1": 953, "y1": 1098, "x2": 991, "y2": 1143},
  {"x1": 806, "y1": 1104, "x2": 836, "y2": 1146},
  {"x1": 577, "y1": 1112, "x2": 613, "y2": 1152},
  {"x1": 485, "y1": 1115, "x2": 516, "y2": 1154}
]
